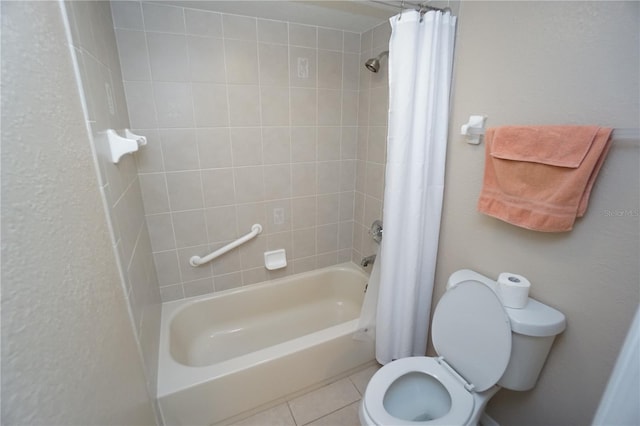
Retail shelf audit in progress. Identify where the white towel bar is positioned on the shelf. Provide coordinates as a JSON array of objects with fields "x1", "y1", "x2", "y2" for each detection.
[
  {"x1": 189, "y1": 224, "x2": 262, "y2": 267},
  {"x1": 612, "y1": 128, "x2": 640, "y2": 141}
]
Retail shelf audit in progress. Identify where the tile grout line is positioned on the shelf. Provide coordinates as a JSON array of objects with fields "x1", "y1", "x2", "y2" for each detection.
[
  {"x1": 289, "y1": 377, "x2": 363, "y2": 426},
  {"x1": 296, "y1": 399, "x2": 361, "y2": 426}
]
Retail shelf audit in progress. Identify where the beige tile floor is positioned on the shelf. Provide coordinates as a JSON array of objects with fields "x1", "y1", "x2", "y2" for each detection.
[{"x1": 230, "y1": 364, "x2": 381, "y2": 426}]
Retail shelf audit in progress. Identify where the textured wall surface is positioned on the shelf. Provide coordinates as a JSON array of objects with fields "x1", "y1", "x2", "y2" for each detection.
[
  {"x1": 1, "y1": 2, "x2": 156, "y2": 424},
  {"x1": 434, "y1": 2, "x2": 640, "y2": 425}
]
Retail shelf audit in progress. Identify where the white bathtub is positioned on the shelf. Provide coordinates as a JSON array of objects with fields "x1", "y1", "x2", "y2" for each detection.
[{"x1": 157, "y1": 263, "x2": 375, "y2": 425}]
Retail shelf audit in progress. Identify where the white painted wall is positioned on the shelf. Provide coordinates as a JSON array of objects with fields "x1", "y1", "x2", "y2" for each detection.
[
  {"x1": 593, "y1": 307, "x2": 640, "y2": 425},
  {"x1": 434, "y1": 2, "x2": 640, "y2": 425},
  {"x1": 1, "y1": 2, "x2": 156, "y2": 424}
]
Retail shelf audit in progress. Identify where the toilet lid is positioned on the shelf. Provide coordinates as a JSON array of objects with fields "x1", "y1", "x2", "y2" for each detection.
[{"x1": 432, "y1": 280, "x2": 512, "y2": 392}]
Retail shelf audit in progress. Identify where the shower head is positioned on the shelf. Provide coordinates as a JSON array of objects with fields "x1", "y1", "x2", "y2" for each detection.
[
  {"x1": 365, "y1": 51, "x2": 388, "y2": 73},
  {"x1": 365, "y1": 58, "x2": 381, "y2": 73}
]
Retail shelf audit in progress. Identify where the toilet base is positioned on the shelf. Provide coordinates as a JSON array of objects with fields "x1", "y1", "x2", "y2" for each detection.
[
  {"x1": 479, "y1": 413, "x2": 500, "y2": 426},
  {"x1": 467, "y1": 385, "x2": 501, "y2": 426}
]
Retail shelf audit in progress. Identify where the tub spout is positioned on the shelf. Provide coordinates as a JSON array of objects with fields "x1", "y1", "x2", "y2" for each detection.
[{"x1": 361, "y1": 254, "x2": 376, "y2": 267}]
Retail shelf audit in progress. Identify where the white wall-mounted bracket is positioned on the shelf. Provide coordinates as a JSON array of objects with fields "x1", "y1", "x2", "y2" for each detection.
[
  {"x1": 107, "y1": 129, "x2": 147, "y2": 164},
  {"x1": 461, "y1": 115, "x2": 488, "y2": 145}
]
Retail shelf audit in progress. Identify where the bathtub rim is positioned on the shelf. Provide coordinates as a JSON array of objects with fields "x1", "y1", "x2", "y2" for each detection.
[{"x1": 157, "y1": 261, "x2": 369, "y2": 398}]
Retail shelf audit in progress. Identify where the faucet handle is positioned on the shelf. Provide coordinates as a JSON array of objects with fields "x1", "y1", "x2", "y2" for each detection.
[{"x1": 369, "y1": 220, "x2": 383, "y2": 244}]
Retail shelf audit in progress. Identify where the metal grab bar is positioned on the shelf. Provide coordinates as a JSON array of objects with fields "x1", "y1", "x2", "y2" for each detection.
[{"x1": 189, "y1": 224, "x2": 262, "y2": 267}]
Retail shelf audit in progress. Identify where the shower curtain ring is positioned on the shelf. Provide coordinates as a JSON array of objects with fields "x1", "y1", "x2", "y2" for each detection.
[{"x1": 398, "y1": 0, "x2": 404, "y2": 20}]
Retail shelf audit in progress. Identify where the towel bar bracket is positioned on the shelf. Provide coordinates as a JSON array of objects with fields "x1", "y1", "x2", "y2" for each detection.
[{"x1": 461, "y1": 115, "x2": 488, "y2": 144}]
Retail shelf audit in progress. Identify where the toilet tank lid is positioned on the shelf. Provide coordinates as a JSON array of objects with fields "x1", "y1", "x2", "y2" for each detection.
[
  {"x1": 448, "y1": 269, "x2": 566, "y2": 337},
  {"x1": 447, "y1": 269, "x2": 496, "y2": 291},
  {"x1": 504, "y1": 299, "x2": 566, "y2": 337}
]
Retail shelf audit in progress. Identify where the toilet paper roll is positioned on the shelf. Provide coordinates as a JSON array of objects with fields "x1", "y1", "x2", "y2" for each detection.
[{"x1": 497, "y1": 272, "x2": 531, "y2": 309}]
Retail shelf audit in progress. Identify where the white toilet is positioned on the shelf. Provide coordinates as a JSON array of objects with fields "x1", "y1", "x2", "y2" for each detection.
[{"x1": 360, "y1": 269, "x2": 566, "y2": 426}]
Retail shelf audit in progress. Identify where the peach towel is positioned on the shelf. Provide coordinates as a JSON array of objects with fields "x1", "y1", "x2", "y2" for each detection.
[{"x1": 478, "y1": 125, "x2": 613, "y2": 232}]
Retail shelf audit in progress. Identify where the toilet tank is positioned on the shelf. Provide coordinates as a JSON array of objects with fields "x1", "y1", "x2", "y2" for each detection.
[
  {"x1": 498, "y1": 299, "x2": 566, "y2": 391},
  {"x1": 447, "y1": 270, "x2": 566, "y2": 391}
]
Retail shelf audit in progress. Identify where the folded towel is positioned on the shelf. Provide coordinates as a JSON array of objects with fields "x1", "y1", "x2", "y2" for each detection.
[
  {"x1": 490, "y1": 126, "x2": 601, "y2": 167},
  {"x1": 478, "y1": 126, "x2": 613, "y2": 232}
]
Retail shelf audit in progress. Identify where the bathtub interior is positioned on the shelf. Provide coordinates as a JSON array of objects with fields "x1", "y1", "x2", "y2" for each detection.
[
  {"x1": 169, "y1": 267, "x2": 367, "y2": 367},
  {"x1": 157, "y1": 262, "x2": 376, "y2": 425}
]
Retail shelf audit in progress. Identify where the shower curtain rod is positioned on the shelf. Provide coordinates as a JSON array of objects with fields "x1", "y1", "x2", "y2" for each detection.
[{"x1": 370, "y1": 0, "x2": 450, "y2": 14}]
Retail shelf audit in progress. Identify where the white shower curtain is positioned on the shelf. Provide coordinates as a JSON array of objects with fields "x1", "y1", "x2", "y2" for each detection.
[{"x1": 376, "y1": 9, "x2": 456, "y2": 364}]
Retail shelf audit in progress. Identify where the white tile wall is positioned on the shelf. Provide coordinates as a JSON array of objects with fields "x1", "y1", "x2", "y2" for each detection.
[
  {"x1": 353, "y1": 21, "x2": 391, "y2": 262},
  {"x1": 66, "y1": 0, "x2": 162, "y2": 405},
  {"x1": 113, "y1": 2, "x2": 382, "y2": 301}
]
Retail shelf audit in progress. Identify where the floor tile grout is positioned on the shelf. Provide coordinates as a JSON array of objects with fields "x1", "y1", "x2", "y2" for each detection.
[
  {"x1": 348, "y1": 375, "x2": 364, "y2": 397},
  {"x1": 285, "y1": 400, "x2": 296, "y2": 426},
  {"x1": 298, "y1": 400, "x2": 361, "y2": 426},
  {"x1": 292, "y1": 375, "x2": 364, "y2": 425},
  {"x1": 234, "y1": 364, "x2": 380, "y2": 426}
]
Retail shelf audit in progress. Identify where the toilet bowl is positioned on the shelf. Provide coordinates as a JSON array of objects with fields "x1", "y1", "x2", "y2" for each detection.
[
  {"x1": 360, "y1": 269, "x2": 566, "y2": 426},
  {"x1": 360, "y1": 357, "x2": 475, "y2": 425}
]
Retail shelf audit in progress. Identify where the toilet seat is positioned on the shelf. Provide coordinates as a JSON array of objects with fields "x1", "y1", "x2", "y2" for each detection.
[
  {"x1": 362, "y1": 357, "x2": 474, "y2": 425},
  {"x1": 361, "y1": 281, "x2": 514, "y2": 426}
]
